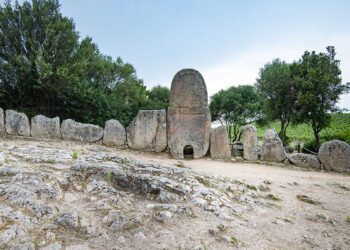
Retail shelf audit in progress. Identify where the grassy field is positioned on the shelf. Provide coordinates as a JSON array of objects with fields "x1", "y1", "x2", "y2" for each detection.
[{"x1": 253, "y1": 113, "x2": 350, "y2": 144}]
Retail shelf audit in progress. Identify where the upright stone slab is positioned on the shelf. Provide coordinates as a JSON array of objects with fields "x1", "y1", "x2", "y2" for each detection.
[
  {"x1": 31, "y1": 115, "x2": 61, "y2": 139},
  {"x1": 318, "y1": 140, "x2": 350, "y2": 172},
  {"x1": 210, "y1": 125, "x2": 231, "y2": 159},
  {"x1": 241, "y1": 124, "x2": 258, "y2": 161},
  {"x1": 0, "y1": 107, "x2": 4, "y2": 134},
  {"x1": 260, "y1": 129, "x2": 286, "y2": 162},
  {"x1": 167, "y1": 69, "x2": 211, "y2": 159},
  {"x1": 5, "y1": 110, "x2": 30, "y2": 136},
  {"x1": 126, "y1": 110, "x2": 167, "y2": 152},
  {"x1": 61, "y1": 119, "x2": 103, "y2": 142},
  {"x1": 103, "y1": 119, "x2": 126, "y2": 146}
]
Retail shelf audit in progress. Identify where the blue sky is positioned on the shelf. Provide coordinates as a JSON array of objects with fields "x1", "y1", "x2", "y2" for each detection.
[{"x1": 14, "y1": 0, "x2": 350, "y2": 108}]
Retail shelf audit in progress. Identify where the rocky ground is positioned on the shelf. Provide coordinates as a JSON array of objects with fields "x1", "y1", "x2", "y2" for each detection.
[{"x1": 0, "y1": 138, "x2": 349, "y2": 250}]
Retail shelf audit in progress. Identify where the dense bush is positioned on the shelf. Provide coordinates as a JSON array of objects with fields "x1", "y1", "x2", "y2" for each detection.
[
  {"x1": 210, "y1": 85, "x2": 263, "y2": 142},
  {"x1": 302, "y1": 132, "x2": 350, "y2": 153},
  {"x1": 277, "y1": 131, "x2": 291, "y2": 146}
]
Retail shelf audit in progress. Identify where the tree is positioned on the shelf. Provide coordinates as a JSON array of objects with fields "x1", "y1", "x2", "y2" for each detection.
[
  {"x1": 0, "y1": 0, "x2": 148, "y2": 127},
  {"x1": 210, "y1": 85, "x2": 262, "y2": 142},
  {"x1": 256, "y1": 59, "x2": 296, "y2": 145},
  {"x1": 144, "y1": 85, "x2": 170, "y2": 110},
  {"x1": 291, "y1": 46, "x2": 350, "y2": 151},
  {"x1": 0, "y1": 0, "x2": 80, "y2": 115}
]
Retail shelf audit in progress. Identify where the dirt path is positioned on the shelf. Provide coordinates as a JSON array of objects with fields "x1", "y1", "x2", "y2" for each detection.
[{"x1": 3, "y1": 138, "x2": 350, "y2": 249}]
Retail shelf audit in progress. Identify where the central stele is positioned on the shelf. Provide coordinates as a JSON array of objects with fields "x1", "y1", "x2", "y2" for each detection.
[{"x1": 167, "y1": 69, "x2": 211, "y2": 159}]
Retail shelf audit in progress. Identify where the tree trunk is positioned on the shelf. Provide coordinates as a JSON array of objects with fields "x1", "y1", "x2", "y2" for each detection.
[
  {"x1": 228, "y1": 125, "x2": 233, "y2": 142},
  {"x1": 314, "y1": 130, "x2": 320, "y2": 153},
  {"x1": 237, "y1": 131, "x2": 242, "y2": 141},
  {"x1": 280, "y1": 120, "x2": 285, "y2": 145},
  {"x1": 312, "y1": 123, "x2": 320, "y2": 152}
]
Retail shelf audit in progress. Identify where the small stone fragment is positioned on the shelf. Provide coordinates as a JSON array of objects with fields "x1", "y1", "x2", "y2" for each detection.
[
  {"x1": 41, "y1": 242, "x2": 62, "y2": 250},
  {"x1": 134, "y1": 231, "x2": 147, "y2": 240},
  {"x1": 117, "y1": 236, "x2": 126, "y2": 244},
  {"x1": 156, "y1": 210, "x2": 173, "y2": 223},
  {"x1": 208, "y1": 228, "x2": 219, "y2": 235},
  {"x1": 46, "y1": 232, "x2": 56, "y2": 241},
  {"x1": 9, "y1": 242, "x2": 35, "y2": 250}
]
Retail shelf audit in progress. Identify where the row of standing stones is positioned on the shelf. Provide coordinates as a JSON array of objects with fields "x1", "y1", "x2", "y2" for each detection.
[{"x1": 0, "y1": 107, "x2": 349, "y2": 173}]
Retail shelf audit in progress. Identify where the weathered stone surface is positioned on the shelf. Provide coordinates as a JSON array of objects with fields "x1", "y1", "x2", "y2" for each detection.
[
  {"x1": 210, "y1": 126, "x2": 231, "y2": 159},
  {"x1": 318, "y1": 140, "x2": 350, "y2": 172},
  {"x1": 0, "y1": 141, "x2": 292, "y2": 249},
  {"x1": 5, "y1": 110, "x2": 30, "y2": 136},
  {"x1": 126, "y1": 110, "x2": 167, "y2": 152},
  {"x1": 261, "y1": 129, "x2": 286, "y2": 162},
  {"x1": 53, "y1": 212, "x2": 79, "y2": 229},
  {"x1": 288, "y1": 153, "x2": 320, "y2": 169},
  {"x1": 61, "y1": 119, "x2": 103, "y2": 142},
  {"x1": 0, "y1": 107, "x2": 4, "y2": 134},
  {"x1": 170, "y1": 69, "x2": 208, "y2": 108},
  {"x1": 41, "y1": 242, "x2": 62, "y2": 250},
  {"x1": 167, "y1": 69, "x2": 211, "y2": 159},
  {"x1": 241, "y1": 125, "x2": 258, "y2": 161},
  {"x1": 103, "y1": 119, "x2": 126, "y2": 146},
  {"x1": 31, "y1": 115, "x2": 61, "y2": 139},
  {"x1": 10, "y1": 242, "x2": 35, "y2": 250}
]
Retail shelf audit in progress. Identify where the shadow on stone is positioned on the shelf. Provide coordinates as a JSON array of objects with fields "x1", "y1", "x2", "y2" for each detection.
[{"x1": 183, "y1": 145, "x2": 194, "y2": 160}]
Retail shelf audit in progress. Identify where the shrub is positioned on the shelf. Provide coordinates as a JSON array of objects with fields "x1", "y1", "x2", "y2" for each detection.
[
  {"x1": 302, "y1": 132, "x2": 350, "y2": 153},
  {"x1": 278, "y1": 131, "x2": 291, "y2": 146}
]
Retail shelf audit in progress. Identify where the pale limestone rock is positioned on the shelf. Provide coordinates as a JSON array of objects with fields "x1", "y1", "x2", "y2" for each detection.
[
  {"x1": 288, "y1": 153, "x2": 320, "y2": 169},
  {"x1": 210, "y1": 125, "x2": 231, "y2": 159},
  {"x1": 126, "y1": 110, "x2": 167, "y2": 152},
  {"x1": 103, "y1": 119, "x2": 126, "y2": 146},
  {"x1": 5, "y1": 110, "x2": 30, "y2": 136},
  {"x1": 261, "y1": 129, "x2": 286, "y2": 162},
  {"x1": 318, "y1": 140, "x2": 350, "y2": 172},
  {"x1": 61, "y1": 119, "x2": 103, "y2": 142},
  {"x1": 241, "y1": 124, "x2": 258, "y2": 161},
  {"x1": 31, "y1": 115, "x2": 61, "y2": 139}
]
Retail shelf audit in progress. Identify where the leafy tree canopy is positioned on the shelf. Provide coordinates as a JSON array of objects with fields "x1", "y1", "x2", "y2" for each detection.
[
  {"x1": 210, "y1": 85, "x2": 262, "y2": 142},
  {"x1": 0, "y1": 0, "x2": 157, "y2": 127},
  {"x1": 291, "y1": 46, "x2": 350, "y2": 150},
  {"x1": 256, "y1": 58, "x2": 296, "y2": 145},
  {"x1": 144, "y1": 85, "x2": 170, "y2": 110}
]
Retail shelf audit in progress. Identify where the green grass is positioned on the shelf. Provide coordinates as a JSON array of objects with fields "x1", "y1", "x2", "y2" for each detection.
[
  {"x1": 253, "y1": 113, "x2": 350, "y2": 143},
  {"x1": 105, "y1": 172, "x2": 112, "y2": 182},
  {"x1": 231, "y1": 236, "x2": 239, "y2": 246},
  {"x1": 346, "y1": 216, "x2": 350, "y2": 223},
  {"x1": 296, "y1": 195, "x2": 321, "y2": 205},
  {"x1": 267, "y1": 194, "x2": 281, "y2": 201},
  {"x1": 72, "y1": 152, "x2": 78, "y2": 159}
]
